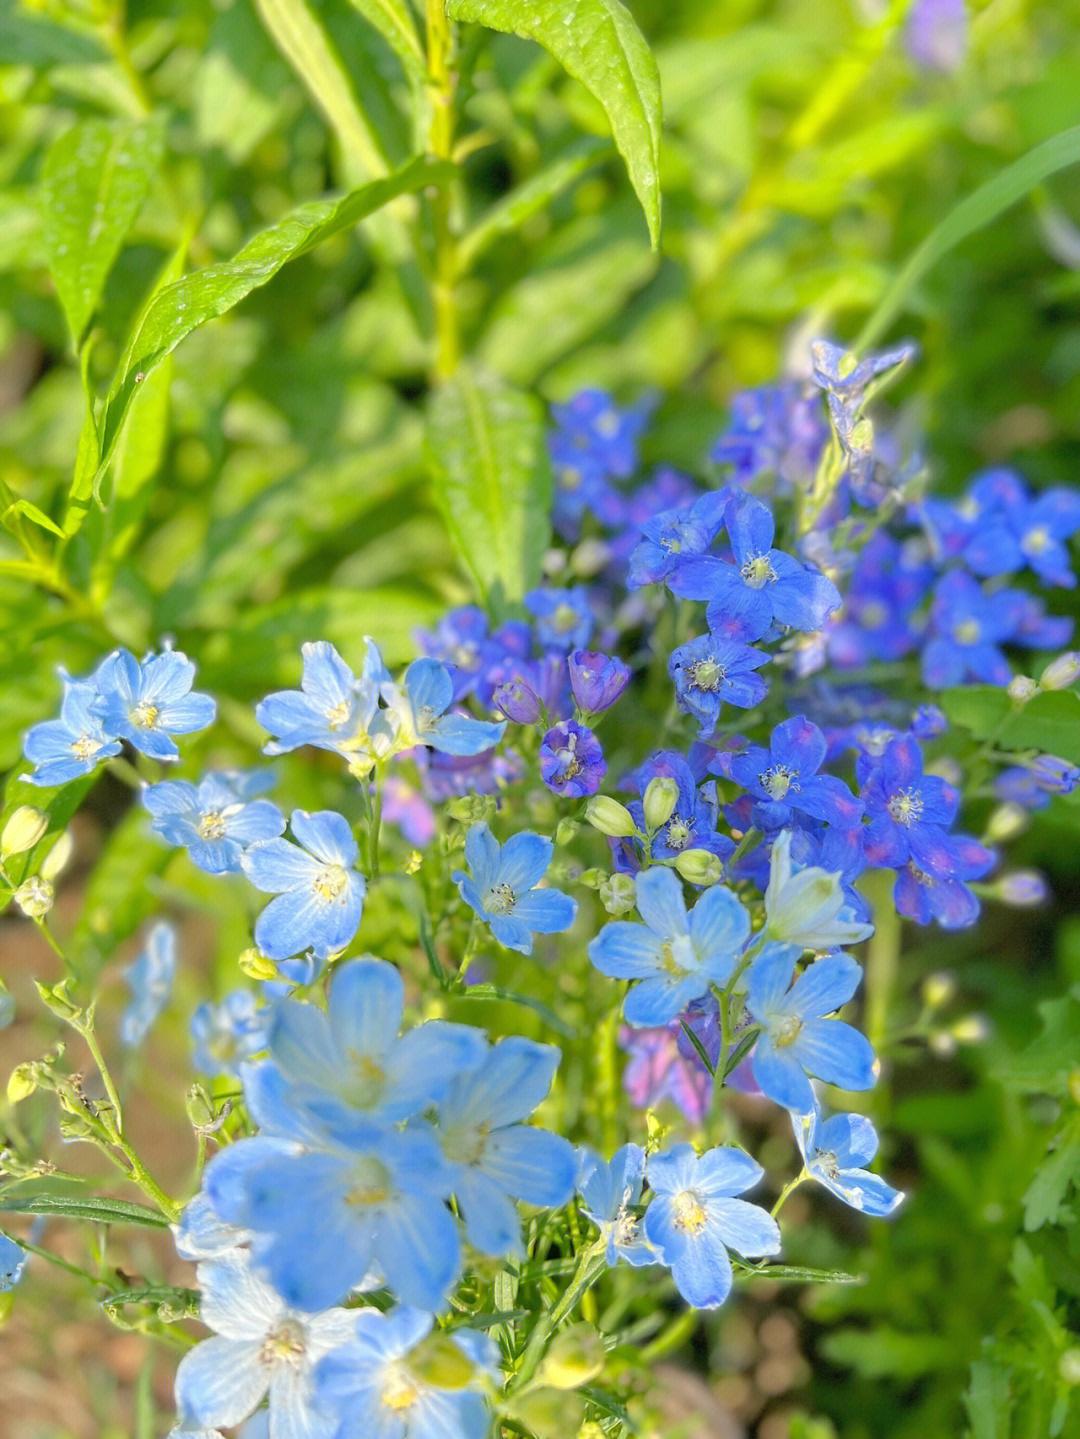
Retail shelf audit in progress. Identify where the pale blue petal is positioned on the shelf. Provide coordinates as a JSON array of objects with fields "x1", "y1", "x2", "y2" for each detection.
[
  {"x1": 792, "y1": 1019, "x2": 876, "y2": 1092},
  {"x1": 405, "y1": 658, "x2": 454, "y2": 716},
  {"x1": 645, "y1": 1143, "x2": 700, "y2": 1197},
  {"x1": 463, "y1": 823, "x2": 499, "y2": 890},
  {"x1": 301, "y1": 642, "x2": 356, "y2": 709},
  {"x1": 510, "y1": 887, "x2": 577, "y2": 933},
  {"x1": 198, "y1": 1255, "x2": 282, "y2": 1339},
  {"x1": 290, "y1": 811, "x2": 357, "y2": 869},
  {"x1": 456, "y1": 1166, "x2": 523, "y2": 1256},
  {"x1": 634, "y1": 866, "x2": 688, "y2": 937},
  {"x1": 225, "y1": 801, "x2": 286, "y2": 846},
  {"x1": 710, "y1": 1198, "x2": 781, "y2": 1258},
  {"x1": 495, "y1": 831, "x2": 553, "y2": 893},
  {"x1": 480, "y1": 1125, "x2": 577, "y2": 1207},
  {"x1": 443, "y1": 1036, "x2": 559, "y2": 1129},
  {"x1": 255, "y1": 890, "x2": 324, "y2": 961},
  {"x1": 687, "y1": 886, "x2": 749, "y2": 973},
  {"x1": 588, "y1": 923, "x2": 665, "y2": 978},
  {"x1": 175, "y1": 1337, "x2": 267, "y2": 1428},
  {"x1": 268, "y1": 1002, "x2": 337, "y2": 1090},
  {"x1": 623, "y1": 974, "x2": 700, "y2": 1027},
  {"x1": 780, "y1": 952, "x2": 862, "y2": 1019},
  {"x1": 487, "y1": 912, "x2": 534, "y2": 953},
  {"x1": 693, "y1": 1147, "x2": 762, "y2": 1199},
  {"x1": 670, "y1": 1228, "x2": 733, "y2": 1309},
  {"x1": 426, "y1": 713, "x2": 505, "y2": 756},
  {"x1": 242, "y1": 840, "x2": 320, "y2": 894},
  {"x1": 751, "y1": 1040, "x2": 815, "y2": 1112},
  {"x1": 745, "y1": 943, "x2": 800, "y2": 1019},
  {"x1": 374, "y1": 1193, "x2": 461, "y2": 1311},
  {"x1": 385, "y1": 1022, "x2": 487, "y2": 1116},
  {"x1": 326, "y1": 958, "x2": 402, "y2": 1061}
]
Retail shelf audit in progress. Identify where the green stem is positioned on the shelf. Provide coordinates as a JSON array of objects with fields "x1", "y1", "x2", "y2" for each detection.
[
  {"x1": 13, "y1": 1235, "x2": 101, "y2": 1284},
  {"x1": 639, "y1": 1306, "x2": 698, "y2": 1364},
  {"x1": 860, "y1": 868, "x2": 901, "y2": 1055},
  {"x1": 426, "y1": 0, "x2": 460, "y2": 380},
  {"x1": 771, "y1": 1169, "x2": 807, "y2": 1219},
  {"x1": 509, "y1": 1242, "x2": 607, "y2": 1392}
]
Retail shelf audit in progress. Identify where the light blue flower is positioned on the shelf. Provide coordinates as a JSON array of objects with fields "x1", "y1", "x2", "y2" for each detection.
[
  {"x1": 792, "y1": 1103, "x2": 904, "y2": 1217},
  {"x1": 437, "y1": 1036, "x2": 577, "y2": 1256},
  {"x1": 120, "y1": 920, "x2": 177, "y2": 1048},
  {"x1": 144, "y1": 771, "x2": 284, "y2": 874},
  {"x1": 0, "y1": 1231, "x2": 27, "y2": 1291},
  {"x1": 577, "y1": 1144, "x2": 655, "y2": 1268},
  {"x1": 644, "y1": 1143, "x2": 780, "y2": 1308},
  {"x1": 93, "y1": 648, "x2": 216, "y2": 761},
  {"x1": 191, "y1": 990, "x2": 269, "y2": 1078},
  {"x1": 383, "y1": 659, "x2": 506, "y2": 757},
  {"x1": 23, "y1": 670, "x2": 122, "y2": 786},
  {"x1": 315, "y1": 1307, "x2": 496, "y2": 1439},
  {"x1": 744, "y1": 945, "x2": 876, "y2": 1113},
  {"x1": 241, "y1": 811, "x2": 367, "y2": 961},
  {"x1": 174, "y1": 1253, "x2": 354, "y2": 1438},
  {"x1": 172, "y1": 1191, "x2": 250, "y2": 1263},
  {"x1": 587, "y1": 866, "x2": 749, "y2": 1026},
  {"x1": 256, "y1": 641, "x2": 387, "y2": 764},
  {"x1": 265, "y1": 957, "x2": 487, "y2": 1124},
  {"x1": 453, "y1": 823, "x2": 577, "y2": 954}
]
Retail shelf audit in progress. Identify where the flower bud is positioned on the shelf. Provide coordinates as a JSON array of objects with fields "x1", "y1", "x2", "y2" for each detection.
[
  {"x1": 673, "y1": 849, "x2": 723, "y2": 886},
  {"x1": 1031, "y1": 755, "x2": 1080, "y2": 795},
  {"x1": 921, "y1": 971, "x2": 956, "y2": 1009},
  {"x1": 1041, "y1": 651, "x2": 1080, "y2": 690},
  {"x1": 1007, "y1": 674, "x2": 1039, "y2": 703},
  {"x1": 446, "y1": 795, "x2": 494, "y2": 825},
  {"x1": 642, "y1": 777, "x2": 678, "y2": 831},
  {"x1": 14, "y1": 877, "x2": 54, "y2": 919},
  {"x1": 585, "y1": 796, "x2": 638, "y2": 838},
  {"x1": 555, "y1": 818, "x2": 579, "y2": 846},
  {"x1": 911, "y1": 704, "x2": 948, "y2": 738},
  {"x1": 576, "y1": 868, "x2": 603, "y2": 889},
  {"x1": 568, "y1": 651, "x2": 630, "y2": 714},
  {"x1": 1, "y1": 806, "x2": 47, "y2": 858},
  {"x1": 493, "y1": 677, "x2": 543, "y2": 725},
  {"x1": 41, "y1": 830, "x2": 73, "y2": 882},
  {"x1": 409, "y1": 1334, "x2": 476, "y2": 1390},
  {"x1": 7, "y1": 1064, "x2": 37, "y2": 1105},
  {"x1": 952, "y1": 1014, "x2": 989, "y2": 1045},
  {"x1": 599, "y1": 872, "x2": 636, "y2": 915},
  {"x1": 539, "y1": 1323, "x2": 605, "y2": 1390},
  {"x1": 996, "y1": 870, "x2": 1048, "y2": 906},
  {"x1": 984, "y1": 802, "x2": 1028, "y2": 843},
  {"x1": 238, "y1": 948, "x2": 279, "y2": 982},
  {"x1": 33, "y1": 977, "x2": 78, "y2": 1020}
]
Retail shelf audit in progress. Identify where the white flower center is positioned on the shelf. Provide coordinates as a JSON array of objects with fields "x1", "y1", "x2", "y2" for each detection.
[
  {"x1": 260, "y1": 1319, "x2": 306, "y2": 1369},
  {"x1": 672, "y1": 1190, "x2": 708, "y2": 1233},
  {"x1": 484, "y1": 882, "x2": 516, "y2": 915},
  {"x1": 887, "y1": 789, "x2": 923, "y2": 826},
  {"x1": 740, "y1": 553, "x2": 777, "y2": 589},
  {"x1": 312, "y1": 864, "x2": 348, "y2": 900},
  {"x1": 71, "y1": 733, "x2": 101, "y2": 761},
  {"x1": 954, "y1": 619, "x2": 980, "y2": 645},
  {"x1": 759, "y1": 765, "x2": 799, "y2": 800}
]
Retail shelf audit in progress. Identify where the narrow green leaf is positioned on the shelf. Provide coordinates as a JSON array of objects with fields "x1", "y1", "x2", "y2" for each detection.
[
  {"x1": 344, "y1": 0, "x2": 425, "y2": 81},
  {"x1": 37, "y1": 115, "x2": 166, "y2": 346},
  {"x1": 734, "y1": 1261, "x2": 863, "y2": 1285},
  {"x1": 426, "y1": 367, "x2": 553, "y2": 617},
  {"x1": 0, "y1": 1192, "x2": 170, "y2": 1228},
  {"x1": 446, "y1": 0, "x2": 662, "y2": 247},
  {"x1": 963, "y1": 1360, "x2": 1013, "y2": 1439},
  {"x1": 63, "y1": 339, "x2": 103, "y2": 537},
  {"x1": 96, "y1": 157, "x2": 450, "y2": 474},
  {"x1": 3, "y1": 499, "x2": 64, "y2": 539},
  {"x1": 857, "y1": 125, "x2": 1080, "y2": 350},
  {"x1": 455, "y1": 983, "x2": 576, "y2": 1039}
]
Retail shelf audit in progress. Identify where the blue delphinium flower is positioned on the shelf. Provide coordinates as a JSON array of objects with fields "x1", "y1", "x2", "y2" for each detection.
[
  {"x1": 436, "y1": 1036, "x2": 577, "y2": 1256},
  {"x1": 669, "y1": 633, "x2": 769, "y2": 737},
  {"x1": 191, "y1": 991, "x2": 269, "y2": 1078},
  {"x1": 0, "y1": 1232, "x2": 27, "y2": 1291},
  {"x1": 568, "y1": 650, "x2": 630, "y2": 714},
  {"x1": 923, "y1": 571, "x2": 1014, "y2": 688},
  {"x1": 172, "y1": 1190, "x2": 250, "y2": 1263},
  {"x1": 860, "y1": 734, "x2": 959, "y2": 871},
  {"x1": 315, "y1": 1306, "x2": 496, "y2": 1439},
  {"x1": 588, "y1": 865, "x2": 749, "y2": 1025},
  {"x1": 710, "y1": 382, "x2": 828, "y2": 490},
  {"x1": 93, "y1": 649, "x2": 216, "y2": 760},
  {"x1": 120, "y1": 920, "x2": 177, "y2": 1048},
  {"x1": 667, "y1": 495, "x2": 842, "y2": 639},
  {"x1": 644, "y1": 1143, "x2": 780, "y2": 1308},
  {"x1": 894, "y1": 832, "x2": 996, "y2": 928},
  {"x1": 241, "y1": 811, "x2": 366, "y2": 962},
  {"x1": 264, "y1": 957, "x2": 487, "y2": 1122},
  {"x1": 792, "y1": 1103, "x2": 904, "y2": 1216},
  {"x1": 383, "y1": 658, "x2": 507, "y2": 758},
  {"x1": 525, "y1": 587, "x2": 595, "y2": 652},
  {"x1": 256, "y1": 640, "x2": 386, "y2": 763},
  {"x1": 144, "y1": 771, "x2": 285, "y2": 874},
  {"x1": 827, "y1": 533, "x2": 931, "y2": 669},
  {"x1": 810, "y1": 339, "x2": 915, "y2": 406},
  {"x1": 23, "y1": 671, "x2": 122, "y2": 786},
  {"x1": 538, "y1": 719, "x2": 606, "y2": 797},
  {"x1": 627, "y1": 492, "x2": 729, "y2": 589},
  {"x1": 743, "y1": 945, "x2": 876, "y2": 1112},
  {"x1": 727, "y1": 715, "x2": 863, "y2": 830},
  {"x1": 174, "y1": 1252, "x2": 354, "y2": 1437},
  {"x1": 961, "y1": 472, "x2": 1080, "y2": 588},
  {"x1": 453, "y1": 823, "x2": 577, "y2": 955},
  {"x1": 577, "y1": 1144, "x2": 655, "y2": 1267},
  {"x1": 550, "y1": 389, "x2": 646, "y2": 481},
  {"x1": 621, "y1": 752, "x2": 733, "y2": 870}
]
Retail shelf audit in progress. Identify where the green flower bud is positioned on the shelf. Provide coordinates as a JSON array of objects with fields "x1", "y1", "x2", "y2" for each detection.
[
  {"x1": 984, "y1": 802, "x2": 1028, "y2": 843},
  {"x1": 1, "y1": 806, "x2": 47, "y2": 858},
  {"x1": 539, "y1": 1323, "x2": 605, "y2": 1390},
  {"x1": 584, "y1": 796, "x2": 638, "y2": 838},
  {"x1": 921, "y1": 971, "x2": 956, "y2": 1009},
  {"x1": 41, "y1": 830, "x2": 73, "y2": 882},
  {"x1": 599, "y1": 872, "x2": 636, "y2": 915},
  {"x1": 673, "y1": 849, "x2": 723, "y2": 886},
  {"x1": 555, "y1": 818, "x2": 580, "y2": 846},
  {"x1": 1041, "y1": 651, "x2": 1080, "y2": 690},
  {"x1": 1060, "y1": 1348, "x2": 1080, "y2": 1386},
  {"x1": 7, "y1": 1064, "x2": 37, "y2": 1104},
  {"x1": 239, "y1": 948, "x2": 279, "y2": 982},
  {"x1": 642, "y1": 777, "x2": 678, "y2": 831},
  {"x1": 15, "y1": 877, "x2": 54, "y2": 919},
  {"x1": 1007, "y1": 674, "x2": 1038, "y2": 702},
  {"x1": 507, "y1": 1388, "x2": 586, "y2": 1439}
]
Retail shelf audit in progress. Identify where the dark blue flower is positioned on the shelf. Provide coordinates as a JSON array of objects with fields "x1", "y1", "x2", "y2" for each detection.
[
  {"x1": 860, "y1": 734, "x2": 959, "y2": 871},
  {"x1": 893, "y1": 833, "x2": 996, "y2": 928},
  {"x1": 241, "y1": 811, "x2": 366, "y2": 961},
  {"x1": 727, "y1": 716, "x2": 863, "y2": 830},
  {"x1": 710, "y1": 382, "x2": 828, "y2": 490},
  {"x1": 623, "y1": 753, "x2": 732, "y2": 869},
  {"x1": 962, "y1": 472, "x2": 1080, "y2": 589},
  {"x1": 143, "y1": 771, "x2": 284, "y2": 874},
  {"x1": 23, "y1": 669, "x2": 122, "y2": 786},
  {"x1": 827, "y1": 533, "x2": 931, "y2": 668},
  {"x1": 627, "y1": 492, "x2": 730, "y2": 589},
  {"x1": 549, "y1": 389, "x2": 646, "y2": 483},
  {"x1": 453, "y1": 823, "x2": 577, "y2": 955},
  {"x1": 538, "y1": 719, "x2": 606, "y2": 797},
  {"x1": 923, "y1": 572, "x2": 1014, "y2": 688},
  {"x1": 525, "y1": 587, "x2": 595, "y2": 652},
  {"x1": 569, "y1": 650, "x2": 630, "y2": 713},
  {"x1": 669, "y1": 633, "x2": 769, "y2": 737},
  {"x1": 94, "y1": 649, "x2": 216, "y2": 761}
]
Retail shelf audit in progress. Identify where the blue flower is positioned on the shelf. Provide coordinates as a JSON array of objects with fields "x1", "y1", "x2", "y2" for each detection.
[
  {"x1": 893, "y1": 832, "x2": 996, "y2": 928},
  {"x1": 809, "y1": 339, "x2": 915, "y2": 406},
  {"x1": 241, "y1": 811, "x2": 366, "y2": 961},
  {"x1": 383, "y1": 658, "x2": 506, "y2": 757},
  {"x1": 907, "y1": 0, "x2": 967, "y2": 70},
  {"x1": 538, "y1": 720, "x2": 606, "y2": 798},
  {"x1": 588, "y1": 865, "x2": 749, "y2": 1026},
  {"x1": 669, "y1": 633, "x2": 769, "y2": 737},
  {"x1": 525, "y1": 586, "x2": 595, "y2": 652},
  {"x1": 23, "y1": 670, "x2": 121, "y2": 786},
  {"x1": 191, "y1": 991, "x2": 269, "y2": 1078},
  {"x1": 264, "y1": 957, "x2": 487, "y2": 1122},
  {"x1": 628, "y1": 492, "x2": 729, "y2": 589},
  {"x1": 923, "y1": 571, "x2": 1013, "y2": 688},
  {"x1": 860, "y1": 734, "x2": 959, "y2": 871},
  {"x1": 827, "y1": 533, "x2": 931, "y2": 669},
  {"x1": 315, "y1": 1306, "x2": 496, "y2": 1439},
  {"x1": 644, "y1": 1143, "x2": 780, "y2": 1308},
  {"x1": 172, "y1": 1191, "x2": 250, "y2": 1263},
  {"x1": 622, "y1": 753, "x2": 732, "y2": 870},
  {"x1": 568, "y1": 650, "x2": 631, "y2": 714},
  {"x1": 960, "y1": 472, "x2": 1080, "y2": 589},
  {"x1": 93, "y1": 649, "x2": 216, "y2": 760},
  {"x1": 792, "y1": 1104, "x2": 904, "y2": 1217},
  {"x1": 436, "y1": 1036, "x2": 577, "y2": 1256},
  {"x1": 577, "y1": 1144, "x2": 655, "y2": 1268},
  {"x1": 666, "y1": 495, "x2": 842, "y2": 639},
  {"x1": 256, "y1": 640, "x2": 386, "y2": 764},
  {"x1": 144, "y1": 771, "x2": 285, "y2": 874},
  {"x1": 0, "y1": 1231, "x2": 27, "y2": 1292},
  {"x1": 710, "y1": 382, "x2": 827, "y2": 490},
  {"x1": 174, "y1": 1253, "x2": 354, "y2": 1436},
  {"x1": 728, "y1": 716, "x2": 863, "y2": 830},
  {"x1": 120, "y1": 920, "x2": 177, "y2": 1048},
  {"x1": 453, "y1": 823, "x2": 577, "y2": 955},
  {"x1": 744, "y1": 945, "x2": 876, "y2": 1113},
  {"x1": 550, "y1": 389, "x2": 646, "y2": 481}
]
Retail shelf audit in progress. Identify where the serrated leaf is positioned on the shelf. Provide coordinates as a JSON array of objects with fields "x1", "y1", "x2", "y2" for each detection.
[
  {"x1": 426, "y1": 368, "x2": 552, "y2": 617},
  {"x1": 96, "y1": 156, "x2": 450, "y2": 475},
  {"x1": 446, "y1": 0, "x2": 662, "y2": 247},
  {"x1": 0, "y1": 1192, "x2": 169, "y2": 1227},
  {"x1": 38, "y1": 115, "x2": 166, "y2": 346},
  {"x1": 1023, "y1": 1125, "x2": 1080, "y2": 1230},
  {"x1": 995, "y1": 995, "x2": 1080, "y2": 1097}
]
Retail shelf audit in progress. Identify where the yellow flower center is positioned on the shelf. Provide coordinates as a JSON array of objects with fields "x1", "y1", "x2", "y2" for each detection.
[
  {"x1": 312, "y1": 864, "x2": 348, "y2": 900},
  {"x1": 690, "y1": 660, "x2": 724, "y2": 691},
  {"x1": 672, "y1": 1190, "x2": 708, "y2": 1233},
  {"x1": 774, "y1": 1015, "x2": 804, "y2": 1048},
  {"x1": 198, "y1": 809, "x2": 227, "y2": 839},
  {"x1": 484, "y1": 882, "x2": 516, "y2": 915},
  {"x1": 259, "y1": 1320, "x2": 306, "y2": 1368},
  {"x1": 740, "y1": 554, "x2": 777, "y2": 589},
  {"x1": 71, "y1": 733, "x2": 100, "y2": 760},
  {"x1": 954, "y1": 619, "x2": 980, "y2": 645},
  {"x1": 132, "y1": 700, "x2": 159, "y2": 728}
]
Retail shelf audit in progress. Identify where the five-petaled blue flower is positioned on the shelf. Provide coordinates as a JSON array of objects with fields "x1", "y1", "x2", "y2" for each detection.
[
  {"x1": 191, "y1": 990, "x2": 268, "y2": 1079},
  {"x1": 923, "y1": 571, "x2": 1013, "y2": 689},
  {"x1": 588, "y1": 865, "x2": 749, "y2": 1026},
  {"x1": 727, "y1": 715, "x2": 863, "y2": 831},
  {"x1": 94, "y1": 648, "x2": 216, "y2": 760},
  {"x1": 144, "y1": 771, "x2": 284, "y2": 874},
  {"x1": 120, "y1": 920, "x2": 177, "y2": 1048},
  {"x1": 644, "y1": 1143, "x2": 780, "y2": 1308},
  {"x1": 792, "y1": 1102, "x2": 904, "y2": 1217},
  {"x1": 241, "y1": 811, "x2": 366, "y2": 961},
  {"x1": 577, "y1": 1143, "x2": 655, "y2": 1268},
  {"x1": 860, "y1": 734, "x2": 959, "y2": 871},
  {"x1": 453, "y1": 823, "x2": 577, "y2": 955},
  {"x1": 669, "y1": 633, "x2": 769, "y2": 737},
  {"x1": 538, "y1": 719, "x2": 606, "y2": 797},
  {"x1": 525, "y1": 586, "x2": 595, "y2": 652},
  {"x1": 384, "y1": 658, "x2": 506, "y2": 757},
  {"x1": 23, "y1": 671, "x2": 121, "y2": 786},
  {"x1": 256, "y1": 640, "x2": 385, "y2": 764},
  {"x1": 744, "y1": 945, "x2": 876, "y2": 1113}
]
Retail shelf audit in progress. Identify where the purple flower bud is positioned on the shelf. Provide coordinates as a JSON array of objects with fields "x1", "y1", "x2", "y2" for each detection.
[
  {"x1": 568, "y1": 650, "x2": 631, "y2": 714},
  {"x1": 998, "y1": 870, "x2": 1049, "y2": 906},
  {"x1": 493, "y1": 676, "x2": 543, "y2": 725},
  {"x1": 1031, "y1": 754, "x2": 1080, "y2": 795},
  {"x1": 911, "y1": 704, "x2": 947, "y2": 739},
  {"x1": 539, "y1": 720, "x2": 606, "y2": 798}
]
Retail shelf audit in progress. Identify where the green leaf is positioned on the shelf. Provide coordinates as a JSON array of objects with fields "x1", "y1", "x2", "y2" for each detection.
[
  {"x1": 62, "y1": 339, "x2": 103, "y2": 538},
  {"x1": 964, "y1": 1359, "x2": 1013, "y2": 1439},
  {"x1": 344, "y1": 0, "x2": 425, "y2": 83},
  {"x1": 37, "y1": 115, "x2": 166, "y2": 346},
  {"x1": 734, "y1": 1261, "x2": 863, "y2": 1285},
  {"x1": 995, "y1": 995, "x2": 1080, "y2": 1098},
  {"x1": 446, "y1": 0, "x2": 662, "y2": 247},
  {"x1": 1023, "y1": 1124, "x2": 1080, "y2": 1231},
  {"x1": 96, "y1": 156, "x2": 450, "y2": 475},
  {"x1": 0, "y1": 1192, "x2": 169, "y2": 1228},
  {"x1": 942, "y1": 686, "x2": 1080, "y2": 762},
  {"x1": 426, "y1": 367, "x2": 553, "y2": 617},
  {"x1": 857, "y1": 125, "x2": 1080, "y2": 350},
  {"x1": 3, "y1": 498, "x2": 64, "y2": 539}
]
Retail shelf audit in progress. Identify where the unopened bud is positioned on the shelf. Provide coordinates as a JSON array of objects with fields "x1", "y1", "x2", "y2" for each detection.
[
  {"x1": 409, "y1": 1334, "x2": 476, "y2": 1390},
  {"x1": 585, "y1": 797, "x2": 638, "y2": 839},
  {"x1": 599, "y1": 872, "x2": 636, "y2": 915},
  {"x1": 184, "y1": 1084, "x2": 217, "y2": 1128},
  {"x1": 642, "y1": 777, "x2": 678, "y2": 831},
  {"x1": 446, "y1": 796, "x2": 494, "y2": 825},
  {"x1": 997, "y1": 870, "x2": 1048, "y2": 906},
  {"x1": 33, "y1": 977, "x2": 78, "y2": 1019},
  {"x1": 984, "y1": 803, "x2": 1028, "y2": 843},
  {"x1": 921, "y1": 971, "x2": 956, "y2": 1009},
  {"x1": 673, "y1": 849, "x2": 723, "y2": 886},
  {"x1": 952, "y1": 1014, "x2": 989, "y2": 1045},
  {"x1": 1, "y1": 806, "x2": 47, "y2": 858},
  {"x1": 15, "y1": 877, "x2": 54, "y2": 919},
  {"x1": 1007, "y1": 674, "x2": 1039, "y2": 703},
  {"x1": 540, "y1": 1323, "x2": 605, "y2": 1390},
  {"x1": 576, "y1": 868, "x2": 603, "y2": 889},
  {"x1": 555, "y1": 818, "x2": 579, "y2": 847},
  {"x1": 7, "y1": 1064, "x2": 37, "y2": 1104},
  {"x1": 41, "y1": 830, "x2": 73, "y2": 882},
  {"x1": 1041, "y1": 652, "x2": 1080, "y2": 690},
  {"x1": 238, "y1": 948, "x2": 279, "y2": 982}
]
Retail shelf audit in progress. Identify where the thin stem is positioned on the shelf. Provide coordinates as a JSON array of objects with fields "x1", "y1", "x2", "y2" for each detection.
[
  {"x1": 771, "y1": 1170, "x2": 807, "y2": 1219},
  {"x1": 509, "y1": 1241, "x2": 607, "y2": 1392},
  {"x1": 12, "y1": 1235, "x2": 101, "y2": 1284},
  {"x1": 639, "y1": 1307, "x2": 698, "y2": 1364},
  {"x1": 426, "y1": 0, "x2": 460, "y2": 380}
]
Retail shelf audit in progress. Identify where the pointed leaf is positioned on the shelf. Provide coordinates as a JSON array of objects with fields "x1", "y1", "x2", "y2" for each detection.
[
  {"x1": 0, "y1": 1192, "x2": 170, "y2": 1227},
  {"x1": 344, "y1": 0, "x2": 425, "y2": 82}
]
